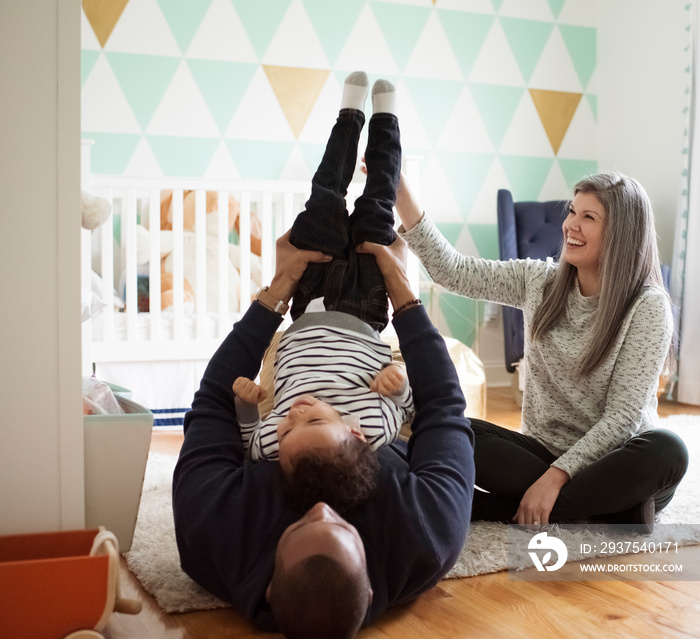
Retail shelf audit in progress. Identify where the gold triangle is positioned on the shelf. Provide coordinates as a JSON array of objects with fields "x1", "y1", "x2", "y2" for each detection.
[
  {"x1": 82, "y1": 0, "x2": 130, "y2": 48},
  {"x1": 529, "y1": 89, "x2": 582, "y2": 155},
  {"x1": 263, "y1": 66, "x2": 330, "y2": 139}
]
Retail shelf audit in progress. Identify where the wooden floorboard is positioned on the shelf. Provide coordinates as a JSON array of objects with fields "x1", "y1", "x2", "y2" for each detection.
[{"x1": 103, "y1": 389, "x2": 700, "y2": 639}]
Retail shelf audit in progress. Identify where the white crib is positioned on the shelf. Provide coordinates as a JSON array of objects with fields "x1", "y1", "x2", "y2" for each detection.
[{"x1": 80, "y1": 142, "x2": 421, "y2": 426}]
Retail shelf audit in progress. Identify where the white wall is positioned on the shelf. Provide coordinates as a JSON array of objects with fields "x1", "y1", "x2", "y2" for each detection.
[
  {"x1": 0, "y1": 1, "x2": 84, "y2": 533},
  {"x1": 596, "y1": 0, "x2": 690, "y2": 264}
]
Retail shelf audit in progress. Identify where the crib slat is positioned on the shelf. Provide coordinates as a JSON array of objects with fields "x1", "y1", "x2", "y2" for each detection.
[
  {"x1": 217, "y1": 190, "x2": 229, "y2": 339},
  {"x1": 195, "y1": 190, "x2": 207, "y2": 338},
  {"x1": 261, "y1": 192, "x2": 273, "y2": 287},
  {"x1": 149, "y1": 189, "x2": 162, "y2": 340},
  {"x1": 172, "y1": 189, "x2": 184, "y2": 340},
  {"x1": 283, "y1": 192, "x2": 295, "y2": 235},
  {"x1": 239, "y1": 191, "x2": 252, "y2": 315},
  {"x1": 123, "y1": 189, "x2": 138, "y2": 341},
  {"x1": 100, "y1": 188, "x2": 114, "y2": 342}
]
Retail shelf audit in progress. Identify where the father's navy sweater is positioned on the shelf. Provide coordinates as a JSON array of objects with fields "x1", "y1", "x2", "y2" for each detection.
[{"x1": 172, "y1": 301, "x2": 474, "y2": 631}]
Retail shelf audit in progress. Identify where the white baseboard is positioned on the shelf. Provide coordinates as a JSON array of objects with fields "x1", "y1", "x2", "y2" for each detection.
[{"x1": 483, "y1": 360, "x2": 513, "y2": 388}]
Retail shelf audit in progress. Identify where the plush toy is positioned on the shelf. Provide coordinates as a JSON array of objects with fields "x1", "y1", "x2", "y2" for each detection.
[
  {"x1": 159, "y1": 189, "x2": 263, "y2": 257},
  {"x1": 81, "y1": 190, "x2": 121, "y2": 321},
  {"x1": 81, "y1": 189, "x2": 112, "y2": 230},
  {"x1": 136, "y1": 190, "x2": 263, "y2": 313}
]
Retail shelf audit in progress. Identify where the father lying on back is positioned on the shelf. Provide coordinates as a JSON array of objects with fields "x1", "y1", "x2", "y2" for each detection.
[{"x1": 172, "y1": 229, "x2": 475, "y2": 638}]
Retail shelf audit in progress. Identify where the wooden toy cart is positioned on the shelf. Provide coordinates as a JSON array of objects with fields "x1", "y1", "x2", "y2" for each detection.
[{"x1": 0, "y1": 527, "x2": 141, "y2": 639}]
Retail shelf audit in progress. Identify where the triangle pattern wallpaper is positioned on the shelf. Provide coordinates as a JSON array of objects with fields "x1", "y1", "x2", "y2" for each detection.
[{"x1": 81, "y1": 0, "x2": 597, "y2": 347}]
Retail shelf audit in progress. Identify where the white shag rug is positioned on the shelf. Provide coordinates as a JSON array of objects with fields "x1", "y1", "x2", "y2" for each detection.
[{"x1": 126, "y1": 414, "x2": 700, "y2": 613}]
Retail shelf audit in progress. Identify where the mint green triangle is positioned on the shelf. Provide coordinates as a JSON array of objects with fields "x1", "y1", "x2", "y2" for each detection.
[
  {"x1": 436, "y1": 10, "x2": 494, "y2": 79},
  {"x1": 500, "y1": 155, "x2": 554, "y2": 201},
  {"x1": 490, "y1": 0, "x2": 505, "y2": 12},
  {"x1": 302, "y1": 0, "x2": 364, "y2": 65},
  {"x1": 434, "y1": 223, "x2": 464, "y2": 249},
  {"x1": 157, "y1": 0, "x2": 214, "y2": 54},
  {"x1": 81, "y1": 50, "x2": 100, "y2": 87},
  {"x1": 105, "y1": 52, "x2": 180, "y2": 130},
  {"x1": 298, "y1": 142, "x2": 326, "y2": 176},
  {"x1": 468, "y1": 223, "x2": 500, "y2": 260},
  {"x1": 547, "y1": 0, "x2": 567, "y2": 19},
  {"x1": 437, "y1": 151, "x2": 494, "y2": 219},
  {"x1": 83, "y1": 132, "x2": 141, "y2": 175},
  {"x1": 558, "y1": 159, "x2": 598, "y2": 188},
  {"x1": 586, "y1": 94, "x2": 597, "y2": 121},
  {"x1": 404, "y1": 78, "x2": 464, "y2": 145},
  {"x1": 231, "y1": 0, "x2": 292, "y2": 59},
  {"x1": 439, "y1": 294, "x2": 478, "y2": 348},
  {"x1": 187, "y1": 60, "x2": 257, "y2": 135},
  {"x1": 226, "y1": 140, "x2": 295, "y2": 180},
  {"x1": 559, "y1": 25, "x2": 596, "y2": 89},
  {"x1": 370, "y1": 3, "x2": 431, "y2": 71},
  {"x1": 148, "y1": 135, "x2": 219, "y2": 177},
  {"x1": 469, "y1": 84, "x2": 525, "y2": 150},
  {"x1": 499, "y1": 17, "x2": 554, "y2": 83}
]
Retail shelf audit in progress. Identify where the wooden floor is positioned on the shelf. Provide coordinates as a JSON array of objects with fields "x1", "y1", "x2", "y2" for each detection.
[{"x1": 104, "y1": 389, "x2": 700, "y2": 639}]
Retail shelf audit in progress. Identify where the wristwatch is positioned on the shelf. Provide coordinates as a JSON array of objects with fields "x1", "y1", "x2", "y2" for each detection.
[{"x1": 256, "y1": 286, "x2": 289, "y2": 315}]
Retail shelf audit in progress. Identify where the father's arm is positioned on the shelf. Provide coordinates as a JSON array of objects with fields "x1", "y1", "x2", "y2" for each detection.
[
  {"x1": 395, "y1": 303, "x2": 474, "y2": 539},
  {"x1": 177, "y1": 302, "x2": 283, "y2": 452}
]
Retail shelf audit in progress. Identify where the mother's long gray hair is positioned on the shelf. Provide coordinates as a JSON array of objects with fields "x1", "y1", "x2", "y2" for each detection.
[{"x1": 530, "y1": 172, "x2": 668, "y2": 378}]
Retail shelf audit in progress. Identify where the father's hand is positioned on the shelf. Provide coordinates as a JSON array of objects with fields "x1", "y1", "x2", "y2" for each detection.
[
  {"x1": 267, "y1": 230, "x2": 331, "y2": 303},
  {"x1": 356, "y1": 236, "x2": 415, "y2": 310}
]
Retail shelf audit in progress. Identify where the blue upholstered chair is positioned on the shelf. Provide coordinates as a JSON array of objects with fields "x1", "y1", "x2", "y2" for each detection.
[{"x1": 496, "y1": 189, "x2": 569, "y2": 374}]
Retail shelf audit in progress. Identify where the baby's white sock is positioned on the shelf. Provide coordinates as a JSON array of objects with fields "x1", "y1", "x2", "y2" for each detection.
[
  {"x1": 372, "y1": 79, "x2": 396, "y2": 115},
  {"x1": 340, "y1": 71, "x2": 369, "y2": 112}
]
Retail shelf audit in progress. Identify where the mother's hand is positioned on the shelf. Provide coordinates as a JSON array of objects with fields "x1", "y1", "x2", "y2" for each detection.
[{"x1": 514, "y1": 467, "x2": 570, "y2": 526}]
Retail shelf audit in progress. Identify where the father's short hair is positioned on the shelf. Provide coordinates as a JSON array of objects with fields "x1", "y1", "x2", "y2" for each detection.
[
  {"x1": 269, "y1": 554, "x2": 370, "y2": 639},
  {"x1": 279, "y1": 436, "x2": 380, "y2": 513}
]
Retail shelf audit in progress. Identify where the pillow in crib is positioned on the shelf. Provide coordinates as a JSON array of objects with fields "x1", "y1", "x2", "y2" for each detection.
[{"x1": 82, "y1": 288, "x2": 107, "y2": 322}]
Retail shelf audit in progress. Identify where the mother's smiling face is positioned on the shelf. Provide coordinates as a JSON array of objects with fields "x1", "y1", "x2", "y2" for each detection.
[{"x1": 561, "y1": 191, "x2": 607, "y2": 292}]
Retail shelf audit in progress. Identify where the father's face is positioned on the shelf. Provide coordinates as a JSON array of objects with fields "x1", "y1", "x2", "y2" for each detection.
[{"x1": 274, "y1": 501, "x2": 369, "y2": 576}]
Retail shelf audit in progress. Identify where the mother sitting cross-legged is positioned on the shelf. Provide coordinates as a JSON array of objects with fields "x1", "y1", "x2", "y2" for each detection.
[
  {"x1": 394, "y1": 170, "x2": 688, "y2": 535},
  {"x1": 172, "y1": 71, "x2": 474, "y2": 639}
]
